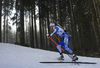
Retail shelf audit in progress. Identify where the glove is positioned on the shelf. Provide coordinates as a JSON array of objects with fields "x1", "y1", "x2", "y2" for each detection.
[{"x1": 46, "y1": 34, "x2": 49, "y2": 37}]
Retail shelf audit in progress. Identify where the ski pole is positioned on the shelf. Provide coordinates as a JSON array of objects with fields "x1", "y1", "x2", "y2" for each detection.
[
  {"x1": 47, "y1": 35, "x2": 64, "y2": 52},
  {"x1": 54, "y1": 34, "x2": 65, "y2": 48},
  {"x1": 54, "y1": 35, "x2": 60, "y2": 42}
]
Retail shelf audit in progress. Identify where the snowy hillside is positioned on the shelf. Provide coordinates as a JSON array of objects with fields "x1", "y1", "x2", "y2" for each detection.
[{"x1": 0, "y1": 43, "x2": 100, "y2": 68}]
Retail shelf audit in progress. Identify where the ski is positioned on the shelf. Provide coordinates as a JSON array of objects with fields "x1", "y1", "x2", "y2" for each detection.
[{"x1": 40, "y1": 61, "x2": 96, "y2": 64}]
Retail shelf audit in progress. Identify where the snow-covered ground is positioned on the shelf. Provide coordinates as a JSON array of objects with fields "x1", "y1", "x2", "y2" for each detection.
[{"x1": 0, "y1": 43, "x2": 100, "y2": 68}]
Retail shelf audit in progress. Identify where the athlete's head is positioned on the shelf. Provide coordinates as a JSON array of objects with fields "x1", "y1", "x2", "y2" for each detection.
[{"x1": 49, "y1": 23, "x2": 55, "y2": 29}]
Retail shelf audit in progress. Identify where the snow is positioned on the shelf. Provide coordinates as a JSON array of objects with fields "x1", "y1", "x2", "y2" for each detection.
[{"x1": 0, "y1": 43, "x2": 100, "y2": 68}]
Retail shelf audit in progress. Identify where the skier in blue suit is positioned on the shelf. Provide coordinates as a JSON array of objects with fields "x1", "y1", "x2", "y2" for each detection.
[{"x1": 46, "y1": 23, "x2": 78, "y2": 61}]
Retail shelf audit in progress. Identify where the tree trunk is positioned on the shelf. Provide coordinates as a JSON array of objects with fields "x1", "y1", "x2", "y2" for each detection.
[
  {"x1": 33, "y1": 2, "x2": 38, "y2": 48},
  {"x1": 38, "y1": 0, "x2": 42, "y2": 48},
  {"x1": 56, "y1": 0, "x2": 61, "y2": 23},
  {"x1": 20, "y1": 0, "x2": 25, "y2": 45},
  {"x1": 69, "y1": 0, "x2": 77, "y2": 51},
  {"x1": 0, "y1": 0, "x2": 2, "y2": 42},
  {"x1": 92, "y1": 0, "x2": 100, "y2": 52},
  {"x1": 30, "y1": 7, "x2": 34, "y2": 48},
  {"x1": 3, "y1": 0, "x2": 7, "y2": 43}
]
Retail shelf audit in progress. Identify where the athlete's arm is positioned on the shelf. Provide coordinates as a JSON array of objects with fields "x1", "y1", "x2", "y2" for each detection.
[{"x1": 50, "y1": 27, "x2": 58, "y2": 36}]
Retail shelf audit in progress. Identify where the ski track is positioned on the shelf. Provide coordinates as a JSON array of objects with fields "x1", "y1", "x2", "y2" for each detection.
[{"x1": 0, "y1": 43, "x2": 100, "y2": 68}]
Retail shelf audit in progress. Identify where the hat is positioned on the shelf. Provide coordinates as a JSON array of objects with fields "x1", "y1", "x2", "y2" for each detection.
[{"x1": 49, "y1": 23, "x2": 55, "y2": 27}]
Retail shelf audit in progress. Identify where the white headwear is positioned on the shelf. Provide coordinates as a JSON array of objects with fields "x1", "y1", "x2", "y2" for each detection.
[{"x1": 49, "y1": 23, "x2": 55, "y2": 27}]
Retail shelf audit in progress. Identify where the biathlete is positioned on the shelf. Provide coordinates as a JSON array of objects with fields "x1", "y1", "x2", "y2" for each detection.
[{"x1": 46, "y1": 23, "x2": 78, "y2": 61}]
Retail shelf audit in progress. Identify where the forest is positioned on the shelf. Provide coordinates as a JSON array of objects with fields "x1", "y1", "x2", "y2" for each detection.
[{"x1": 0, "y1": 0, "x2": 100, "y2": 57}]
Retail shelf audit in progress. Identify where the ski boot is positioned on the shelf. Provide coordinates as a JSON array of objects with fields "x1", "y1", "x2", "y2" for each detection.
[
  {"x1": 72, "y1": 54, "x2": 78, "y2": 61},
  {"x1": 58, "y1": 55, "x2": 64, "y2": 60}
]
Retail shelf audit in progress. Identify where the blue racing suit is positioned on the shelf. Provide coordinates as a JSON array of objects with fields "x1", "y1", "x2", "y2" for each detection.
[{"x1": 50, "y1": 26, "x2": 73, "y2": 54}]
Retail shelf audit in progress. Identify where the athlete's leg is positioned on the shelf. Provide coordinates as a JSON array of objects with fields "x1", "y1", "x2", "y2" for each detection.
[
  {"x1": 56, "y1": 40, "x2": 64, "y2": 60},
  {"x1": 64, "y1": 35, "x2": 78, "y2": 61},
  {"x1": 56, "y1": 40, "x2": 64, "y2": 54},
  {"x1": 64, "y1": 36, "x2": 73, "y2": 54}
]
